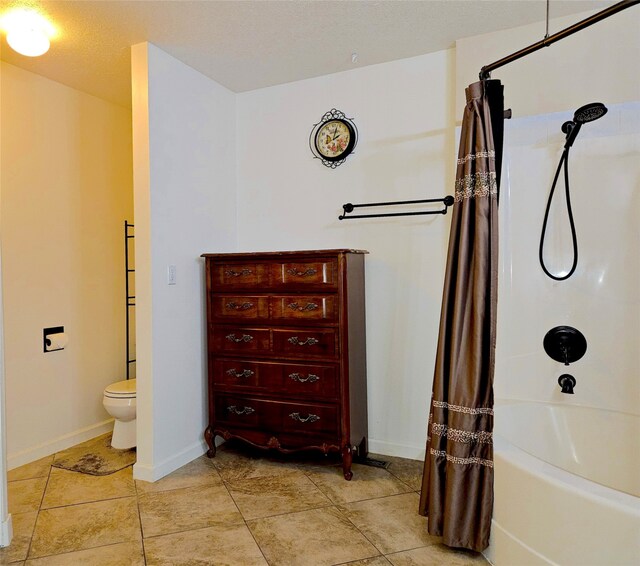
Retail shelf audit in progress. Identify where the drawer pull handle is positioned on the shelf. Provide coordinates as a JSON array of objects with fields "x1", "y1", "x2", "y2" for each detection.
[
  {"x1": 226, "y1": 369, "x2": 255, "y2": 378},
  {"x1": 287, "y1": 337, "x2": 320, "y2": 346},
  {"x1": 224, "y1": 268, "x2": 253, "y2": 277},
  {"x1": 226, "y1": 301, "x2": 254, "y2": 311},
  {"x1": 289, "y1": 412, "x2": 320, "y2": 424},
  {"x1": 286, "y1": 268, "x2": 318, "y2": 277},
  {"x1": 287, "y1": 302, "x2": 319, "y2": 312},
  {"x1": 226, "y1": 334, "x2": 254, "y2": 343},
  {"x1": 227, "y1": 405, "x2": 255, "y2": 416},
  {"x1": 289, "y1": 373, "x2": 320, "y2": 383}
]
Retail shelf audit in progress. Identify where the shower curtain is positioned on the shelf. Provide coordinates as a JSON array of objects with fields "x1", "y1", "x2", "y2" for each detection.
[{"x1": 419, "y1": 79, "x2": 503, "y2": 552}]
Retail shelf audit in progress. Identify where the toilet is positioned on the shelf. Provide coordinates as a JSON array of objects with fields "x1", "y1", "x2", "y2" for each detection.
[{"x1": 103, "y1": 379, "x2": 137, "y2": 449}]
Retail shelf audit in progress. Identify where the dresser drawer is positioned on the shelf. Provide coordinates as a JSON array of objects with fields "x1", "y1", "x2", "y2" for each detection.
[
  {"x1": 211, "y1": 263, "x2": 268, "y2": 288},
  {"x1": 211, "y1": 327, "x2": 271, "y2": 354},
  {"x1": 216, "y1": 395, "x2": 339, "y2": 436},
  {"x1": 215, "y1": 395, "x2": 265, "y2": 428},
  {"x1": 282, "y1": 402, "x2": 339, "y2": 436},
  {"x1": 213, "y1": 359, "x2": 261, "y2": 389},
  {"x1": 273, "y1": 328, "x2": 338, "y2": 358},
  {"x1": 280, "y1": 363, "x2": 338, "y2": 398},
  {"x1": 272, "y1": 260, "x2": 337, "y2": 288},
  {"x1": 270, "y1": 295, "x2": 337, "y2": 322},
  {"x1": 212, "y1": 296, "x2": 269, "y2": 321},
  {"x1": 213, "y1": 359, "x2": 338, "y2": 399}
]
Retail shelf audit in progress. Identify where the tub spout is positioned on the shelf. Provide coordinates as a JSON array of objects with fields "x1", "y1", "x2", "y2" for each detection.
[{"x1": 558, "y1": 374, "x2": 576, "y2": 394}]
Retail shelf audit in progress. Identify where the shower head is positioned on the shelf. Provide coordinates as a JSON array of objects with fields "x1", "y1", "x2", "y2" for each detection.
[
  {"x1": 573, "y1": 102, "x2": 608, "y2": 124},
  {"x1": 562, "y1": 102, "x2": 608, "y2": 149}
]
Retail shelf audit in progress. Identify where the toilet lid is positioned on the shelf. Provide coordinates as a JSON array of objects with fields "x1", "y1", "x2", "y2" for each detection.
[{"x1": 104, "y1": 379, "x2": 136, "y2": 398}]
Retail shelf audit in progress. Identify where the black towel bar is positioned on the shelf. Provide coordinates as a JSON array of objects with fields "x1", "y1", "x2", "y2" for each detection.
[{"x1": 338, "y1": 195, "x2": 454, "y2": 220}]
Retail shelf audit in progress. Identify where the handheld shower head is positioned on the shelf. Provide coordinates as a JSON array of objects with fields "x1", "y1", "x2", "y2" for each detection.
[
  {"x1": 562, "y1": 102, "x2": 608, "y2": 149},
  {"x1": 574, "y1": 102, "x2": 608, "y2": 124}
]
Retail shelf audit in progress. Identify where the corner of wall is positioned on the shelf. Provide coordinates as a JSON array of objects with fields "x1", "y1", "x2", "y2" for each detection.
[{"x1": 130, "y1": 41, "x2": 154, "y2": 473}]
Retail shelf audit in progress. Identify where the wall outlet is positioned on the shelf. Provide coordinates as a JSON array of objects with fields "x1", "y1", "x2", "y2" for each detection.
[{"x1": 167, "y1": 265, "x2": 177, "y2": 285}]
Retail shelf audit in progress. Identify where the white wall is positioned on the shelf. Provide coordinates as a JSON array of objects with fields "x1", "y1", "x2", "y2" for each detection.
[
  {"x1": 236, "y1": 50, "x2": 456, "y2": 458},
  {"x1": 131, "y1": 43, "x2": 237, "y2": 481},
  {"x1": 0, "y1": 63, "x2": 133, "y2": 468},
  {"x1": 496, "y1": 102, "x2": 640, "y2": 414},
  {"x1": 456, "y1": 8, "x2": 640, "y2": 120}
]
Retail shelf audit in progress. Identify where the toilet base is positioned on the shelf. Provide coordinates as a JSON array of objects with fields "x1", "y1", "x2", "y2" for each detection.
[{"x1": 111, "y1": 418, "x2": 136, "y2": 449}]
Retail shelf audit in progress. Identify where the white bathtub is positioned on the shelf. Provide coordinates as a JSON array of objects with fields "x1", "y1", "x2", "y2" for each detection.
[{"x1": 484, "y1": 401, "x2": 640, "y2": 566}]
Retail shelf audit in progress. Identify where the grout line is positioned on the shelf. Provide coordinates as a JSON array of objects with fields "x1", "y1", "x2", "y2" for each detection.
[
  {"x1": 23, "y1": 459, "x2": 55, "y2": 560},
  {"x1": 39, "y1": 492, "x2": 137, "y2": 512},
  {"x1": 20, "y1": 539, "x2": 145, "y2": 563},
  {"x1": 333, "y1": 555, "x2": 392, "y2": 566},
  {"x1": 221, "y1": 474, "x2": 272, "y2": 566},
  {"x1": 304, "y1": 471, "x2": 414, "y2": 507},
  {"x1": 134, "y1": 467, "x2": 148, "y2": 565},
  {"x1": 333, "y1": 503, "x2": 388, "y2": 557}
]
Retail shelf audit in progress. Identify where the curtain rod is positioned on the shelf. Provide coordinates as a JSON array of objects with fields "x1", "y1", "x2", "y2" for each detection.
[{"x1": 479, "y1": 0, "x2": 640, "y2": 79}]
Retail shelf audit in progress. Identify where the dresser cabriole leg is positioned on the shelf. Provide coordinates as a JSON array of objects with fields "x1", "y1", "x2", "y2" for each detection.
[
  {"x1": 342, "y1": 444, "x2": 353, "y2": 480},
  {"x1": 204, "y1": 426, "x2": 216, "y2": 458}
]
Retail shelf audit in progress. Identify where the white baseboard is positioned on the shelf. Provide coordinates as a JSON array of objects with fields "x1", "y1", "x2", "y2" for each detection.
[
  {"x1": 0, "y1": 514, "x2": 12, "y2": 548},
  {"x1": 368, "y1": 438, "x2": 425, "y2": 461},
  {"x1": 133, "y1": 438, "x2": 208, "y2": 482},
  {"x1": 7, "y1": 419, "x2": 114, "y2": 470}
]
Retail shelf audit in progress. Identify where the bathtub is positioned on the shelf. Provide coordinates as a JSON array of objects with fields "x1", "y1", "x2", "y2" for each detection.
[{"x1": 484, "y1": 401, "x2": 640, "y2": 566}]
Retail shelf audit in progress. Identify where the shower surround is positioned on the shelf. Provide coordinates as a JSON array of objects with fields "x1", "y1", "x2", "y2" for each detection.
[{"x1": 488, "y1": 101, "x2": 640, "y2": 564}]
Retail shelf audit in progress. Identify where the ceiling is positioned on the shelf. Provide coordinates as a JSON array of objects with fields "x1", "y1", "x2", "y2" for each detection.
[{"x1": 0, "y1": 0, "x2": 612, "y2": 108}]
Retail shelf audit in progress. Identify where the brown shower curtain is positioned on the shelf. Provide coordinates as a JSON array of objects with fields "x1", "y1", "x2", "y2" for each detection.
[{"x1": 419, "y1": 79, "x2": 503, "y2": 552}]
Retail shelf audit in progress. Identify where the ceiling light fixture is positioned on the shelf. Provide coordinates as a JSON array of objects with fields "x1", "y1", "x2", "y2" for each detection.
[{"x1": 2, "y1": 8, "x2": 56, "y2": 57}]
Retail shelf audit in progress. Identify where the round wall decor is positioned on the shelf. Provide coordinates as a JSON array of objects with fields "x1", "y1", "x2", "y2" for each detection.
[{"x1": 309, "y1": 109, "x2": 358, "y2": 168}]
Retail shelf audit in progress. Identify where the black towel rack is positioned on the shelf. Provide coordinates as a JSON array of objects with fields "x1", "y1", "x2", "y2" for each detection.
[
  {"x1": 338, "y1": 195, "x2": 454, "y2": 220},
  {"x1": 124, "y1": 221, "x2": 136, "y2": 380}
]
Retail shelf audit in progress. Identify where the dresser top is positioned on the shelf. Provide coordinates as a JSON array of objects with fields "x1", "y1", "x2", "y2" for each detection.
[{"x1": 201, "y1": 249, "x2": 368, "y2": 259}]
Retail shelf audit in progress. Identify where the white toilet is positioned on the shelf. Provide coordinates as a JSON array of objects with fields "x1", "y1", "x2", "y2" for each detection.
[{"x1": 103, "y1": 379, "x2": 137, "y2": 449}]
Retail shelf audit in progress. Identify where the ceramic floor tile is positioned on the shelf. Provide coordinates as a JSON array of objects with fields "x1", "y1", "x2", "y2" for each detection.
[
  {"x1": 210, "y1": 444, "x2": 288, "y2": 482},
  {"x1": 28, "y1": 497, "x2": 141, "y2": 559},
  {"x1": 8, "y1": 477, "x2": 48, "y2": 514},
  {"x1": 370, "y1": 454, "x2": 424, "y2": 492},
  {"x1": 138, "y1": 483, "x2": 243, "y2": 538},
  {"x1": 385, "y1": 544, "x2": 488, "y2": 565},
  {"x1": 8, "y1": 457, "x2": 53, "y2": 483},
  {"x1": 0, "y1": 511, "x2": 37, "y2": 564},
  {"x1": 338, "y1": 492, "x2": 438, "y2": 554},
  {"x1": 135, "y1": 454, "x2": 222, "y2": 495},
  {"x1": 307, "y1": 463, "x2": 412, "y2": 504},
  {"x1": 227, "y1": 469, "x2": 331, "y2": 520},
  {"x1": 143, "y1": 523, "x2": 268, "y2": 566},
  {"x1": 24, "y1": 541, "x2": 145, "y2": 565},
  {"x1": 247, "y1": 506, "x2": 380, "y2": 566},
  {"x1": 41, "y1": 467, "x2": 135, "y2": 509}
]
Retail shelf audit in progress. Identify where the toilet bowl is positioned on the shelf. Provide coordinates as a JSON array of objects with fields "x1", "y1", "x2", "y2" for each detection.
[{"x1": 103, "y1": 379, "x2": 136, "y2": 449}]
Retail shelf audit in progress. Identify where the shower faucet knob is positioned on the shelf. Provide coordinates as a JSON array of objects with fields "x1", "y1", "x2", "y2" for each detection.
[{"x1": 543, "y1": 326, "x2": 587, "y2": 365}]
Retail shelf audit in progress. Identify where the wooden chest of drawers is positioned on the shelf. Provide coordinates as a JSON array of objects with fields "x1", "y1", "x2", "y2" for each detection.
[{"x1": 201, "y1": 249, "x2": 368, "y2": 480}]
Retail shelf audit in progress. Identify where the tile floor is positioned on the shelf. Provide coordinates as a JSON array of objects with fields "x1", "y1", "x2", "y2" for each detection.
[{"x1": 2, "y1": 440, "x2": 488, "y2": 565}]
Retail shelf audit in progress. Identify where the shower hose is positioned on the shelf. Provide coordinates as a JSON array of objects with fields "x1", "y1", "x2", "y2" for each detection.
[{"x1": 539, "y1": 147, "x2": 578, "y2": 281}]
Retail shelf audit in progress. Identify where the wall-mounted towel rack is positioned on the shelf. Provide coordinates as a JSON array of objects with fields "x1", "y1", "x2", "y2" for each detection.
[
  {"x1": 338, "y1": 195, "x2": 454, "y2": 220},
  {"x1": 124, "y1": 221, "x2": 136, "y2": 380}
]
